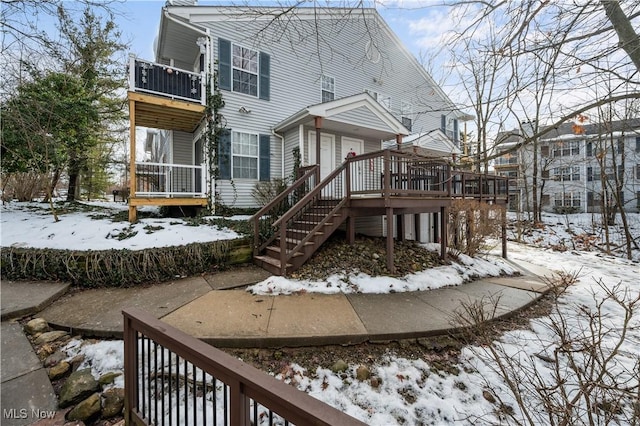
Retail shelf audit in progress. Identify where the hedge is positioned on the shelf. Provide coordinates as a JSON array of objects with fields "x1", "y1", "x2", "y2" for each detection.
[{"x1": 1, "y1": 238, "x2": 252, "y2": 288}]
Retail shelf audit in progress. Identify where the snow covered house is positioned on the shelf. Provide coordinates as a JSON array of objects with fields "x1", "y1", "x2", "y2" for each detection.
[{"x1": 126, "y1": 1, "x2": 508, "y2": 274}]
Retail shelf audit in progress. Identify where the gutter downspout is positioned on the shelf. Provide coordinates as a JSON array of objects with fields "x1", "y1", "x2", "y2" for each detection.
[{"x1": 272, "y1": 129, "x2": 285, "y2": 179}]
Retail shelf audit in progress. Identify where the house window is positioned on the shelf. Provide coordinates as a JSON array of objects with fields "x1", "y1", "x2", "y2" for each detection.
[
  {"x1": 636, "y1": 136, "x2": 640, "y2": 152},
  {"x1": 400, "y1": 101, "x2": 412, "y2": 132},
  {"x1": 218, "y1": 38, "x2": 270, "y2": 100},
  {"x1": 616, "y1": 139, "x2": 624, "y2": 155},
  {"x1": 636, "y1": 164, "x2": 640, "y2": 179},
  {"x1": 321, "y1": 75, "x2": 335, "y2": 103},
  {"x1": 232, "y1": 45, "x2": 258, "y2": 96},
  {"x1": 541, "y1": 194, "x2": 550, "y2": 205},
  {"x1": 587, "y1": 166, "x2": 594, "y2": 182},
  {"x1": 553, "y1": 166, "x2": 580, "y2": 181},
  {"x1": 555, "y1": 192, "x2": 581, "y2": 208},
  {"x1": 552, "y1": 140, "x2": 580, "y2": 157},
  {"x1": 586, "y1": 141, "x2": 593, "y2": 157},
  {"x1": 541, "y1": 169, "x2": 550, "y2": 179},
  {"x1": 637, "y1": 191, "x2": 640, "y2": 209},
  {"x1": 232, "y1": 131, "x2": 258, "y2": 179},
  {"x1": 541, "y1": 145, "x2": 549, "y2": 157},
  {"x1": 617, "y1": 164, "x2": 624, "y2": 180}
]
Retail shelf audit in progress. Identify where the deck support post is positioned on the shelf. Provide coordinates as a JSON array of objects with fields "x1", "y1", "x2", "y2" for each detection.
[
  {"x1": 440, "y1": 206, "x2": 448, "y2": 260},
  {"x1": 128, "y1": 98, "x2": 138, "y2": 223},
  {"x1": 397, "y1": 214, "x2": 405, "y2": 242},
  {"x1": 346, "y1": 216, "x2": 355, "y2": 245},
  {"x1": 501, "y1": 206, "x2": 507, "y2": 258},
  {"x1": 386, "y1": 207, "x2": 395, "y2": 273}
]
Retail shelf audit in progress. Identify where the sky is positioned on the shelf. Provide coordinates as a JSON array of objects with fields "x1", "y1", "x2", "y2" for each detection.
[{"x1": 8, "y1": 199, "x2": 636, "y2": 425}]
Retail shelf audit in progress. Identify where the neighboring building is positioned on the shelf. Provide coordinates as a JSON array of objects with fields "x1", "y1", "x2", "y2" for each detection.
[
  {"x1": 126, "y1": 1, "x2": 508, "y2": 274},
  {"x1": 494, "y1": 118, "x2": 640, "y2": 214}
]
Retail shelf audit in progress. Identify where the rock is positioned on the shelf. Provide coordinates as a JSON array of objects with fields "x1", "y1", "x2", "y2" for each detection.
[
  {"x1": 48, "y1": 361, "x2": 71, "y2": 380},
  {"x1": 59, "y1": 369, "x2": 100, "y2": 408},
  {"x1": 67, "y1": 393, "x2": 101, "y2": 422},
  {"x1": 25, "y1": 318, "x2": 49, "y2": 335},
  {"x1": 34, "y1": 330, "x2": 70, "y2": 346},
  {"x1": 482, "y1": 390, "x2": 496, "y2": 404},
  {"x1": 331, "y1": 360, "x2": 348, "y2": 373},
  {"x1": 370, "y1": 376, "x2": 381, "y2": 388},
  {"x1": 29, "y1": 407, "x2": 72, "y2": 426},
  {"x1": 98, "y1": 372, "x2": 122, "y2": 386},
  {"x1": 356, "y1": 365, "x2": 371, "y2": 381},
  {"x1": 45, "y1": 351, "x2": 66, "y2": 367},
  {"x1": 69, "y1": 355, "x2": 85, "y2": 372},
  {"x1": 101, "y1": 388, "x2": 125, "y2": 418}
]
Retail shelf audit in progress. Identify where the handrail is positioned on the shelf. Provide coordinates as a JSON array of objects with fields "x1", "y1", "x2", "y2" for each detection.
[
  {"x1": 123, "y1": 307, "x2": 365, "y2": 426},
  {"x1": 249, "y1": 165, "x2": 318, "y2": 255}
]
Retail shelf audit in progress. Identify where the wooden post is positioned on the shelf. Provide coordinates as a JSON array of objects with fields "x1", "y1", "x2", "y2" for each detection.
[
  {"x1": 128, "y1": 98, "x2": 137, "y2": 223},
  {"x1": 440, "y1": 206, "x2": 447, "y2": 260},
  {"x1": 396, "y1": 134, "x2": 403, "y2": 146},
  {"x1": 346, "y1": 216, "x2": 355, "y2": 245},
  {"x1": 314, "y1": 116, "x2": 322, "y2": 183},
  {"x1": 502, "y1": 206, "x2": 507, "y2": 259},
  {"x1": 386, "y1": 207, "x2": 395, "y2": 273}
]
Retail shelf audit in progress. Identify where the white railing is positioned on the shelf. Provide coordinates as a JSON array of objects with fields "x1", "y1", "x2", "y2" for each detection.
[
  {"x1": 128, "y1": 54, "x2": 206, "y2": 105},
  {"x1": 134, "y1": 162, "x2": 206, "y2": 198}
]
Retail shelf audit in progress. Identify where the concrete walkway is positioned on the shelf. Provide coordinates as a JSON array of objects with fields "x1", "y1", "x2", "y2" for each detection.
[{"x1": 0, "y1": 257, "x2": 553, "y2": 425}]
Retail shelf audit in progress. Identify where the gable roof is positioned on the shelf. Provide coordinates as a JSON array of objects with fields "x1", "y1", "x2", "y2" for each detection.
[
  {"x1": 540, "y1": 118, "x2": 640, "y2": 140},
  {"x1": 384, "y1": 130, "x2": 461, "y2": 157},
  {"x1": 274, "y1": 92, "x2": 410, "y2": 139}
]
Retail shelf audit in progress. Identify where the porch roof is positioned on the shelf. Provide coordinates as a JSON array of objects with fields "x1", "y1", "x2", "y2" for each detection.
[
  {"x1": 274, "y1": 92, "x2": 410, "y2": 140},
  {"x1": 384, "y1": 129, "x2": 462, "y2": 158}
]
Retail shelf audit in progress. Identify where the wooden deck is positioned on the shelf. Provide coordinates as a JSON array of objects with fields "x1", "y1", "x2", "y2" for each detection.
[{"x1": 250, "y1": 150, "x2": 508, "y2": 275}]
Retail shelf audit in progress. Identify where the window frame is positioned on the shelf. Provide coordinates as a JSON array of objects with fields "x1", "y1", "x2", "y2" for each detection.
[
  {"x1": 231, "y1": 130, "x2": 260, "y2": 180},
  {"x1": 552, "y1": 140, "x2": 580, "y2": 157},
  {"x1": 321, "y1": 75, "x2": 335, "y2": 103},
  {"x1": 231, "y1": 43, "x2": 259, "y2": 97}
]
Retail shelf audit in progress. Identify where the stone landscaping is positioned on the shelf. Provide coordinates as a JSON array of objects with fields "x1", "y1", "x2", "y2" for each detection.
[{"x1": 23, "y1": 318, "x2": 124, "y2": 426}]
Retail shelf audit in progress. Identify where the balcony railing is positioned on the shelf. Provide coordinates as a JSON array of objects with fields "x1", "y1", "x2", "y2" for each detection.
[
  {"x1": 135, "y1": 162, "x2": 206, "y2": 198},
  {"x1": 128, "y1": 55, "x2": 205, "y2": 104},
  {"x1": 123, "y1": 307, "x2": 366, "y2": 426}
]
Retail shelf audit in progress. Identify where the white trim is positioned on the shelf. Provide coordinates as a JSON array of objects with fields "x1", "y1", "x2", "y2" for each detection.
[{"x1": 298, "y1": 124, "x2": 305, "y2": 166}]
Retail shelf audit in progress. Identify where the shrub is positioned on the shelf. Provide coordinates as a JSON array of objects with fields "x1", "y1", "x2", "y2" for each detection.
[{"x1": 449, "y1": 200, "x2": 503, "y2": 256}]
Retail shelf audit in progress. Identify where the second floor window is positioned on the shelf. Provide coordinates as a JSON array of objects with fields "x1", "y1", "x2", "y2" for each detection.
[
  {"x1": 218, "y1": 38, "x2": 270, "y2": 100},
  {"x1": 321, "y1": 75, "x2": 335, "y2": 102},
  {"x1": 233, "y1": 45, "x2": 258, "y2": 96},
  {"x1": 554, "y1": 166, "x2": 580, "y2": 181},
  {"x1": 552, "y1": 140, "x2": 580, "y2": 157},
  {"x1": 367, "y1": 90, "x2": 391, "y2": 110}
]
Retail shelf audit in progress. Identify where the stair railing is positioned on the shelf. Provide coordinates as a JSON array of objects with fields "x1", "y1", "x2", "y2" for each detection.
[
  {"x1": 271, "y1": 161, "x2": 350, "y2": 274},
  {"x1": 249, "y1": 165, "x2": 318, "y2": 256}
]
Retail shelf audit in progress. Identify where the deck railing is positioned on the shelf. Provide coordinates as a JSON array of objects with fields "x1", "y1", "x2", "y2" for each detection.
[
  {"x1": 249, "y1": 165, "x2": 318, "y2": 255},
  {"x1": 135, "y1": 162, "x2": 206, "y2": 198},
  {"x1": 123, "y1": 307, "x2": 365, "y2": 426},
  {"x1": 128, "y1": 55, "x2": 205, "y2": 104}
]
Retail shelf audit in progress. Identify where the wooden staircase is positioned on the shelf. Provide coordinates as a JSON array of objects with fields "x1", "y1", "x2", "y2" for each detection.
[
  {"x1": 254, "y1": 199, "x2": 348, "y2": 275},
  {"x1": 250, "y1": 163, "x2": 350, "y2": 276}
]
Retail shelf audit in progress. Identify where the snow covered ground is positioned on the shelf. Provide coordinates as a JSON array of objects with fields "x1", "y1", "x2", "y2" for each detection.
[{"x1": 3, "y1": 201, "x2": 639, "y2": 425}]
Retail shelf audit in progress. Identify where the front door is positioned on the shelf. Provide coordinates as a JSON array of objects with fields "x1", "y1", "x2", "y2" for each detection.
[{"x1": 309, "y1": 132, "x2": 335, "y2": 180}]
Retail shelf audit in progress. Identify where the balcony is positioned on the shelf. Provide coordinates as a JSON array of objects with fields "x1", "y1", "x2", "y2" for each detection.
[{"x1": 127, "y1": 55, "x2": 206, "y2": 133}]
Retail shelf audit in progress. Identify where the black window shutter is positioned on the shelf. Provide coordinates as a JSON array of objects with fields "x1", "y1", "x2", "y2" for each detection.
[
  {"x1": 440, "y1": 114, "x2": 446, "y2": 134},
  {"x1": 259, "y1": 134, "x2": 270, "y2": 181},
  {"x1": 259, "y1": 52, "x2": 270, "y2": 101},
  {"x1": 218, "y1": 38, "x2": 231, "y2": 91},
  {"x1": 218, "y1": 129, "x2": 231, "y2": 179}
]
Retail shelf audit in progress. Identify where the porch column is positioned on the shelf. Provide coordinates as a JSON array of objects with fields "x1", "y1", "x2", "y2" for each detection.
[
  {"x1": 440, "y1": 206, "x2": 448, "y2": 260},
  {"x1": 501, "y1": 206, "x2": 507, "y2": 258},
  {"x1": 128, "y1": 98, "x2": 137, "y2": 223},
  {"x1": 314, "y1": 116, "x2": 322, "y2": 182},
  {"x1": 386, "y1": 207, "x2": 395, "y2": 273},
  {"x1": 396, "y1": 134, "x2": 403, "y2": 146}
]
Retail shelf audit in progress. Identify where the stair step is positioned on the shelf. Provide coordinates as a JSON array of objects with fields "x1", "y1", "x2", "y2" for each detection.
[
  {"x1": 254, "y1": 255, "x2": 292, "y2": 269},
  {"x1": 292, "y1": 221, "x2": 333, "y2": 226},
  {"x1": 266, "y1": 246, "x2": 304, "y2": 257}
]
